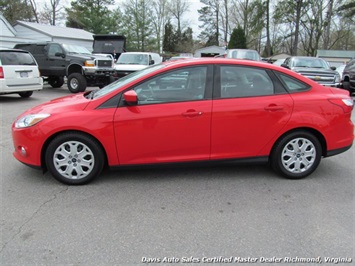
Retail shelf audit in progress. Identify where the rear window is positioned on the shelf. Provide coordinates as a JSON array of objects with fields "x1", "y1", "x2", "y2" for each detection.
[{"x1": 0, "y1": 51, "x2": 36, "y2": 66}]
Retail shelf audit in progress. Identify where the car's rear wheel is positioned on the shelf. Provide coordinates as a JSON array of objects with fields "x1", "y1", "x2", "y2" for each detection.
[
  {"x1": 45, "y1": 132, "x2": 104, "y2": 185},
  {"x1": 18, "y1": 91, "x2": 33, "y2": 98},
  {"x1": 48, "y1": 76, "x2": 64, "y2": 88},
  {"x1": 271, "y1": 131, "x2": 322, "y2": 179},
  {"x1": 67, "y1": 73, "x2": 87, "y2": 93}
]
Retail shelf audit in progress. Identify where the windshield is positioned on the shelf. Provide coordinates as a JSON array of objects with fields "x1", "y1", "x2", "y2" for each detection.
[
  {"x1": 292, "y1": 58, "x2": 329, "y2": 69},
  {"x1": 117, "y1": 53, "x2": 149, "y2": 65},
  {"x1": 230, "y1": 50, "x2": 260, "y2": 61},
  {"x1": 62, "y1": 44, "x2": 92, "y2": 55},
  {"x1": 92, "y1": 64, "x2": 165, "y2": 99}
]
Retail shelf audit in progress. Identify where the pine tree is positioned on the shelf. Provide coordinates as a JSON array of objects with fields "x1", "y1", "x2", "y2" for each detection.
[{"x1": 228, "y1": 26, "x2": 246, "y2": 49}]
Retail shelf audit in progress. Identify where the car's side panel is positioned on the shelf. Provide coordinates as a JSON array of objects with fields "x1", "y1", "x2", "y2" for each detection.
[{"x1": 114, "y1": 100, "x2": 213, "y2": 165}]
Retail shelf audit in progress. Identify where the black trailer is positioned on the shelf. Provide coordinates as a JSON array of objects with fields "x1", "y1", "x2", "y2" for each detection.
[{"x1": 93, "y1": 35, "x2": 126, "y2": 62}]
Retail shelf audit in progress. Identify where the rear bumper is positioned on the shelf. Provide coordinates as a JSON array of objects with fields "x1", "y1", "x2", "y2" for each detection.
[{"x1": 0, "y1": 78, "x2": 43, "y2": 94}]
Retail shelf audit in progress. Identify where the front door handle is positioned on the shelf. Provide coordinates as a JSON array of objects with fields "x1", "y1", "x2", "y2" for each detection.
[{"x1": 182, "y1": 110, "x2": 203, "y2": 118}]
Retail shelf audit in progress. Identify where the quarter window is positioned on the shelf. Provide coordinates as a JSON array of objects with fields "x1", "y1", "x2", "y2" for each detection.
[
  {"x1": 220, "y1": 66, "x2": 274, "y2": 98},
  {"x1": 132, "y1": 66, "x2": 207, "y2": 105},
  {"x1": 277, "y1": 73, "x2": 310, "y2": 92}
]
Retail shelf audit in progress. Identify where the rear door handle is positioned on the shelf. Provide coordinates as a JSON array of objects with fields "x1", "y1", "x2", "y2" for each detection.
[{"x1": 264, "y1": 105, "x2": 284, "y2": 111}]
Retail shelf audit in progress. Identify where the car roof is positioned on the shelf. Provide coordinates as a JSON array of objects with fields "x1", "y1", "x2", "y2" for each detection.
[
  {"x1": 162, "y1": 57, "x2": 277, "y2": 69},
  {"x1": 0, "y1": 47, "x2": 30, "y2": 53},
  {"x1": 227, "y1": 49, "x2": 258, "y2": 52},
  {"x1": 122, "y1": 52, "x2": 159, "y2": 55},
  {"x1": 289, "y1": 56, "x2": 319, "y2": 59}
]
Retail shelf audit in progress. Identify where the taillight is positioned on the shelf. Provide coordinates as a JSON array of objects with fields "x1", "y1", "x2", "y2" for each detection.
[
  {"x1": 0, "y1": 67, "x2": 4, "y2": 78},
  {"x1": 328, "y1": 98, "x2": 354, "y2": 113}
]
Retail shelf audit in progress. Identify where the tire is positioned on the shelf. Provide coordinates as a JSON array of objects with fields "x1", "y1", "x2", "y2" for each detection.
[
  {"x1": 48, "y1": 76, "x2": 64, "y2": 88},
  {"x1": 67, "y1": 73, "x2": 87, "y2": 93},
  {"x1": 270, "y1": 131, "x2": 322, "y2": 179},
  {"x1": 18, "y1": 91, "x2": 33, "y2": 98},
  {"x1": 45, "y1": 132, "x2": 104, "y2": 185},
  {"x1": 342, "y1": 81, "x2": 350, "y2": 92}
]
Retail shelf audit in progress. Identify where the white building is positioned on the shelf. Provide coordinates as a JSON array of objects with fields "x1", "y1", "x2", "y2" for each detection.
[{"x1": 0, "y1": 13, "x2": 94, "y2": 50}]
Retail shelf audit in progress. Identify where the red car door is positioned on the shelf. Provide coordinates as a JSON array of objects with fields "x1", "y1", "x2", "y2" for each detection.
[
  {"x1": 210, "y1": 65, "x2": 294, "y2": 159},
  {"x1": 114, "y1": 66, "x2": 213, "y2": 165}
]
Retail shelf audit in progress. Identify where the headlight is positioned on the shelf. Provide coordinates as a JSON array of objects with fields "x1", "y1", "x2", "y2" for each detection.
[
  {"x1": 334, "y1": 73, "x2": 340, "y2": 83},
  {"x1": 15, "y1": 114, "x2": 51, "y2": 128},
  {"x1": 85, "y1": 60, "x2": 95, "y2": 67}
]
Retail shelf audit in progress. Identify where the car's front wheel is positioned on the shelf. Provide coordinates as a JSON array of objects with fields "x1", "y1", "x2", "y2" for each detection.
[
  {"x1": 67, "y1": 73, "x2": 87, "y2": 93},
  {"x1": 45, "y1": 132, "x2": 104, "y2": 185},
  {"x1": 270, "y1": 131, "x2": 322, "y2": 179}
]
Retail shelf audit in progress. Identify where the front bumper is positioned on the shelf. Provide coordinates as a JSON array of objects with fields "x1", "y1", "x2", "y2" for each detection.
[{"x1": 83, "y1": 67, "x2": 116, "y2": 76}]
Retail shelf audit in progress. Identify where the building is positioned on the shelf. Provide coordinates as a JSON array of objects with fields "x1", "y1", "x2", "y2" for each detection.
[
  {"x1": 0, "y1": 13, "x2": 33, "y2": 48},
  {"x1": 316, "y1": 50, "x2": 355, "y2": 67},
  {"x1": 0, "y1": 13, "x2": 94, "y2": 50}
]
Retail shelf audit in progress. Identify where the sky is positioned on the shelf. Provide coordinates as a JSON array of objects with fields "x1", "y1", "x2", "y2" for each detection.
[
  {"x1": 36, "y1": 0, "x2": 204, "y2": 36},
  {"x1": 186, "y1": 0, "x2": 204, "y2": 37}
]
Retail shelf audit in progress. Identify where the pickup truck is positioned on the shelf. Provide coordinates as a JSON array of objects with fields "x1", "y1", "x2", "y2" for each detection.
[{"x1": 14, "y1": 42, "x2": 116, "y2": 93}]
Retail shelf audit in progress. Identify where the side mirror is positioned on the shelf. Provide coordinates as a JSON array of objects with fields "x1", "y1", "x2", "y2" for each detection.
[
  {"x1": 281, "y1": 63, "x2": 290, "y2": 69},
  {"x1": 149, "y1": 59, "x2": 155, "y2": 65},
  {"x1": 55, "y1": 52, "x2": 65, "y2": 58},
  {"x1": 123, "y1": 90, "x2": 138, "y2": 105},
  {"x1": 330, "y1": 66, "x2": 336, "y2": 70}
]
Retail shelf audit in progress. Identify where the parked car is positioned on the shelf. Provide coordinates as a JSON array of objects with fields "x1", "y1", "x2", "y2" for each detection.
[
  {"x1": 281, "y1": 56, "x2": 341, "y2": 87},
  {"x1": 336, "y1": 64, "x2": 346, "y2": 77},
  {"x1": 272, "y1": 58, "x2": 285, "y2": 66},
  {"x1": 0, "y1": 48, "x2": 43, "y2": 98},
  {"x1": 14, "y1": 42, "x2": 116, "y2": 93},
  {"x1": 12, "y1": 58, "x2": 354, "y2": 185},
  {"x1": 168, "y1": 56, "x2": 194, "y2": 61},
  {"x1": 225, "y1": 49, "x2": 262, "y2": 61},
  {"x1": 115, "y1": 52, "x2": 162, "y2": 78},
  {"x1": 342, "y1": 59, "x2": 355, "y2": 95}
]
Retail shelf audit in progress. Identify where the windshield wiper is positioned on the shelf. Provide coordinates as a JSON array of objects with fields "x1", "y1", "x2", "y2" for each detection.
[{"x1": 85, "y1": 89, "x2": 99, "y2": 99}]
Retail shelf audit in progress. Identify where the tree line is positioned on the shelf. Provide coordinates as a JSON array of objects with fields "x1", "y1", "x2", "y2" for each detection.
[{"x1": 1, "y1": 0, "x2": 354, "y2": 57}]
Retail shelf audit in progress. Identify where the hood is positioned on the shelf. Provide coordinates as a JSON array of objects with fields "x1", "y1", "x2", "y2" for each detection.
[
  {"x1": 114, "y1": 64, "x2": 148, "y2": 71},
  {"x1": 19, "y1": 94, "x2": 90, "y2": 117},
  {"x1": 292, "y1": 67, "x2": 336, "y2": 75},
  {"x1": 66, "y1": 53, "x2": 110, "y2": 61}
]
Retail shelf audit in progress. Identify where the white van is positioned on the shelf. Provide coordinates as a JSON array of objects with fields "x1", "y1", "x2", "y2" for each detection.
[
  {"x1": 115, "y1": 52, "x2": 162, "y2": 78},
  {"x1": 0, "y1": 48, "x2": 43, "y2": 98}
]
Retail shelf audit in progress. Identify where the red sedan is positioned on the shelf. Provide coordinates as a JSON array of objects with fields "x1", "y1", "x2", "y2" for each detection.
[{"x1": 12, "y1": 58, "x2": 354, "y2": 185}]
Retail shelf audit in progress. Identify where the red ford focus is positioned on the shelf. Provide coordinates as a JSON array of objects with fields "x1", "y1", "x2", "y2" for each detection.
[{"x1": 12, "y1": 58, "x2": 354, "y2": 185}]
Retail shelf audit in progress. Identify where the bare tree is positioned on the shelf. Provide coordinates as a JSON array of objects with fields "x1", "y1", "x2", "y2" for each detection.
[
  {"x1": 168, "y1": 0, "x2": 189, "y2": 36},
  {"x1": 27, "y1": 0, "x2": 39, "y2": 22},
  {"x1": 292, "y1": 0, "x2": 303, "y2": 55},
  {"x1": 40, "y1": 0, "x2": 65, "y2": 25},
  {"x1": 151, "y1": 0, "x2": 171, "y2": 53},
  {"x1": 322, "y1": 0, "x2": 334, "y2": 49}
]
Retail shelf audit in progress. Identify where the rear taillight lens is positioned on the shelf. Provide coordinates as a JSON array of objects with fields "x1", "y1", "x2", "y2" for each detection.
[
  {"x1": 328, "y1": 98, "x2": 354, "y2": 113},
  {"x1": 0, "y1": 67, "x2": 4, "y2": 78}
]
